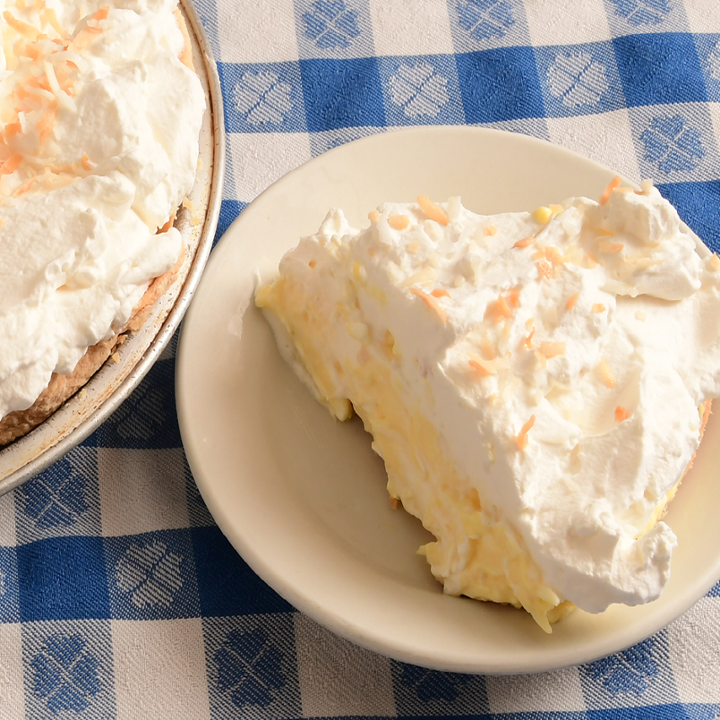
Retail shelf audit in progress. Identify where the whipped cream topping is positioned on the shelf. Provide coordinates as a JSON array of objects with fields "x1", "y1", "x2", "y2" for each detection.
[
  {"x1": 0, "y1": 0, "x2": 205, "y2": 420},
  {"x1": 261, "y1": 186, "x2": 720, "y2": 614}
]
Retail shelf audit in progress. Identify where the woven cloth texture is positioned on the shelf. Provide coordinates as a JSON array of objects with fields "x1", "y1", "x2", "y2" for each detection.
[{"x1": 1, "y1": 0, "x2": 720, "y2": 717}]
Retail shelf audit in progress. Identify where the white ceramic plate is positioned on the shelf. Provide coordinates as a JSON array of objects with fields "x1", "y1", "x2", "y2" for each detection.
[{"x1": 176, "y1": 126, "x2": 720, "y2": 674}]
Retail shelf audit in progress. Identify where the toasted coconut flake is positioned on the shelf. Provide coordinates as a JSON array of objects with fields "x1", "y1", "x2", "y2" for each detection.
[
  {"x1": 545, "y1": 246, "x2": 565, "y2": 265},
  {"x1": 513, "y1": 236, "x2": 534, "y2": 248},
  {"x1": 615, "y1": 405, "x2": 630, "y2": 422},
  {"x1": 507, "y1": 287, "x2": 521, "y2": 308},
  {"x1": 469, "y1": 358, "x2": 494, "y2": 377},
  {"x1": 91, "y1": 6, "x2": 110, "y2": 21},
  {"x1": 308, "y1": 260, "x2": 316, "y2": 268},
  {"x1": 597, "y1": 227, "x2": 615, "y2": 236},
  {"x1": 485, "y1": 293, "x2": 513, "y2": 323},
  {"x1": 592, "y1": 303, "x2": 606, "y2": 313},
  {"x1": 599, "y1": 240, "x2": 624, "y2": 253},
  {"x1": 417, "y1": 195, "x2": 449, "y2": 225},
  {"x1": 0, "y1": 154, "x2": 23, "y2": 175},
  {"x1": 710, "y1": 254, "x2": 720, "y2": 271},
  {"x1": 368, "y1": 210, "x2": 380, "y2": 222},
  {"x1": 484, "y1": 224, "x2": 497, "y2": 236},
  {"x1": 566, "y1": 292, "x2": 579, "y2": 310},
  {"x1": 4, "y1": 10, "x2": 40, "y2": 39},
  {"x1": 520, "y1": 328, "x2": 535, "y2": 350},
  {"x1": 539, "y1": 341, "x2": 565, "y2": 359},
  {"x1": 515, "y1": 415, "x2": 536, "y2": 451},
  {"x1": 431, "y1": 288, "x2": 450, "y2": 298},
  {"x1": 599, "y1": 176, "x2": 622, "y2": 205},
  {"x1": 525, "y1": 317, "x2": 535, "y2": 330},
  {"x1": 389, "y1": 214, "x2": 410, "y2": 230},
  {"x1": 536, "y1": 258, "x2": 552, "y2": 280},
  {"x1": 410, "y1": 288, "x2": 447, "y2": 322},
  {"x1": 535, "y1": 350, "x2": 547, "y2": 368},
  {"x1": 598, "y1": 360, "x2": 615, "y2": 388}
]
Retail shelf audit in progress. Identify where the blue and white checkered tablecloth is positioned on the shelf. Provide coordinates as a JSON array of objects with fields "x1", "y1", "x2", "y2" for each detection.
[{"x1": 2, "y1": 0, "x2": 720, "y2": 717}]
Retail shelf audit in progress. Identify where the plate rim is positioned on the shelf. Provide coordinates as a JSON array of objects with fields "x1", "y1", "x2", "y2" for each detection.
[{"x1": 177, "y1": 125, "x2": 720, "y2": 674}]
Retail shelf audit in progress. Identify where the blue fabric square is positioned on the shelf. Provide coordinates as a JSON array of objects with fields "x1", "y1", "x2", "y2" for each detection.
[
  {"x1": 603, "y1": 0, "x2": 690, "y2": 36},
  {"x1": 455, "y1": 46, "x2": 545, "y2": 123},
  {"x1": 94, "y1": 358, "x2": 181, "y2": 449},
  {"x1": 447, "y1": 0, "x2": 531, "y2": 53},
  {"x1": 105, "y1": 529, "x2": 201, "y2": 620},
  {"x1": 587, "y1": 704, "x2": 692, "y2": 719},
  {"x1": 203, "y1": 615, "x2": 301, "y2": 720},
  {"x1": 378, "y1": 55, "x2": 466, "y2": 127},
  {"x1": 300, "y1": 57, "x2": 385, "y2": 131},
  {"x1": 534, "y1": 42, "x2": 626, "y2": 118},
  {"x1": 613, "y1": 33, "x2": 707, "y2": 107},
  {"x1": 192, "y1": 526, "x2": 293, "y2": 617},
  {"x1": 15, "y1": 447, "x2": 102, "y2": 545},
  {"x1": 579, "y1": 631, "x2": 679, "y2": 708},
  {"x1": 0, "y1": 546, "x2": 20, "y2": 623},
  {"x1": 214, "y1": 199, "x2": 246, "y2": 248},
  {"x1": 185, "y1": 463, "x2": 217, "y2": 527},
  {"x1": 391, "y1": 660, "x2": 490, "y2": 715},
  {"x1": 219, "y1": 61, "x2": 307, "y2": 134},
  {"x1": 17, "y1": 537, "x2": 109, "y2": 621},
  {"x1": 628, "y1": 104, "x2": 720, "y2": 183},
  {"x1": 657, "y1": 181, "x2": 720, "y2": 254},
  {"x1": 294, "y1": 0, "x2": 375, "y2": 60},
  {"x1": 21, "y1": 620, "x2": 115, "y2": 720},
  {"x1": 694, "y1": 34, "x2": 720, "y2": 103}
]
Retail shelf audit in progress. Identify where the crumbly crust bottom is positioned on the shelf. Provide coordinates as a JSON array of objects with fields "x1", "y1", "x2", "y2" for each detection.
[{"x1": 0, "y1": 246, "x2": 184, "y2": 448}]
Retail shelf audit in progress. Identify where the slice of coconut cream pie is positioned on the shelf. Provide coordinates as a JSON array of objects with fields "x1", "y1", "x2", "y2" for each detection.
[{"x1": 256, "y1": 181, "x2": 719, "y2": 632}]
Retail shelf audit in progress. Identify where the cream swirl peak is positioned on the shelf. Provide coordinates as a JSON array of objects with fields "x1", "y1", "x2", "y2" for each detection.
[
  {"x1": 256, "y1": 183, "x2": 720, "y2": 631},
  {"x1": 0, "y1": 0, "x2": 205, "y2": 423}
]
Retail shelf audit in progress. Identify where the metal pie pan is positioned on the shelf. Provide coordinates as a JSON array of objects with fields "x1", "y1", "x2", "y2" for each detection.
[{"x1": 0, "y1": 0, "x2": 225, "y2": 495}]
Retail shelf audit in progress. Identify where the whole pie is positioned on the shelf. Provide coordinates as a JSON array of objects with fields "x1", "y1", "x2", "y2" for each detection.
[{"x1": 0, "y1": 0, "x2": 206, "y2": 445}]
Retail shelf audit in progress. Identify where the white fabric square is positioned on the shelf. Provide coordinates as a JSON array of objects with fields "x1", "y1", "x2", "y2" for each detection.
[
  {"x1": 229, "y1": 132, "x2": 312, "y2": 204},
  {"x1": 294, "y1": 614, "x2": 396, "y2": 717},
  {"x1": 0, "y1": 491, "x2": 16, "y2": 546},
  {"x1": 112, "y1": 618, "x2": 210, "y2": 720},
  {"x1": 525, "y1": 0, "x2": 611, "y2": 46},
  {"x1": 668, "y1": 597, "x2": 720, "y2": 703},
  {"x1": 547, "y1": 109, "x2": 641, "y2": 184},
  {"x1": 0, "y1": 624, "x2": 25, "y2": 719},
  {"x1": 487, "y1": 666, "x2": 586, "y2": 713},
  {"x1": 216, "y1": 0, "x2": 299, "y2": 63},
  {"x1": 98, "y1": 448, "x2": 189, "y2": 537},
  {"x1": 683, "y1": 0, "x2": 720, "y2": 33},
  {"x1": 369, "y1": 0, "x2": 454, "y2": 56}
]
